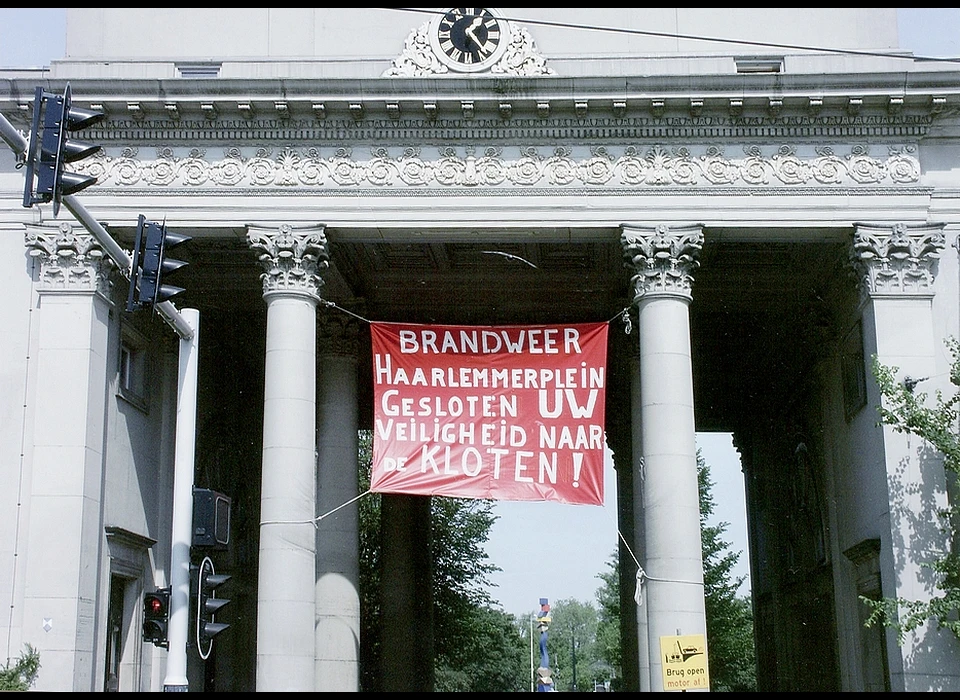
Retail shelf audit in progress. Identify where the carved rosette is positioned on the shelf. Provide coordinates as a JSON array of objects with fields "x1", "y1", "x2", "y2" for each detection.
[
  {"x1": 24, "y1": 222, "x2": 113, "y2": 296},
  {"x1": 621, "y1": 224, "x2": 704, "y2": 302},
  {"x1": 850, "y1": 222, "x2": 945, "y2": 298},
  {"x1": 247, "y1": 224, "x2": 330, "y2": 299}
]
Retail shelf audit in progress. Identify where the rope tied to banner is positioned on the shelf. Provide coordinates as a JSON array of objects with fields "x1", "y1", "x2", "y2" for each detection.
[
  {"x1": 260, "y1": 488, "x2": 373, "y2": 528},
  {"x1": 617, "y1": 530, "x2": 704, "y2": 606},
  {"x1": 320, "y1": 297, "x2": 636, "y2": 335}
]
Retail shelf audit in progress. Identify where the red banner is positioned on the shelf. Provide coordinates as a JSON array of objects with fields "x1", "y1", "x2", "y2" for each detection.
[{"x1": 370, "y1": 322, "x2": 608, "y2": 505}]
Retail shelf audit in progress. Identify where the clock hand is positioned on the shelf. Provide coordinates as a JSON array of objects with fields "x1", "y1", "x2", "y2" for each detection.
[{"x1": 465, "y1": 16, "x2": 483, "y2": 47}]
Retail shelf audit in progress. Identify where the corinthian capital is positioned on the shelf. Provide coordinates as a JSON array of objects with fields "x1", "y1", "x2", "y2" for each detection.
[
  {"x1": 621, "y1": 224, "x2": 703, "y2": 302},
  {"x1": 247, "y1": 223, "x2": 330, "y2": 299},
  {"x1": 851, "y1": 222, "x2": 945, "y2": 298},
  {"x1": 24, "y1": 222, "x2": 113, "y2": 296}
]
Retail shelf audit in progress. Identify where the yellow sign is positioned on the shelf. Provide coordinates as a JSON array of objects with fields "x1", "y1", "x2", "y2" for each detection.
[{"x1": 660, "y1": 634, "x2": 709, "y2": 691}]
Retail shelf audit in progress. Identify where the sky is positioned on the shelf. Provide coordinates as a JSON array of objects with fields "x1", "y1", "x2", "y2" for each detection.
[{"x1": 1, "y1": 8, "x2": 958, "y2": 619}]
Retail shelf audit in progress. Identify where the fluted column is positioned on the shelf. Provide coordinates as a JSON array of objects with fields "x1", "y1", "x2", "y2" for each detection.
[
  {"x1": 22, "y1": 223, "x2": 113, "y2": 692},
  {"x1": 621, "y1": 223, "x2": 707, "y2": 692},
  {"x1": 849, "y1": 222, "x2": 959, "y2": 691},
  {"x1": 248, "y1": 223, "x2": 329, "y2": 692},
  {"x1": 315, "y1": 313, "x2": 361, "y2": 691}
]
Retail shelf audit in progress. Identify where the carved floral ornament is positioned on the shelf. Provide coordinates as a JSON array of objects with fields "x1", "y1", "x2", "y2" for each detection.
[
  {"x1": 851, "y1": 222, "x2": 946, "y2": 297},
  {"x1": 78, "y1": 143, "x2": 920, "y2": 190},
  {"x1": 246, "y1": 224, "x2": 330, "y2": 298},
  {"x1": 24, "y1": 222, "x2": 113, "y2": 295},
  {"x1": 382, "y1": 18, "x2": 555, "y2": 77},
  {"x1": 621, "y1": 224, "x2": 704, "y2": 301}
]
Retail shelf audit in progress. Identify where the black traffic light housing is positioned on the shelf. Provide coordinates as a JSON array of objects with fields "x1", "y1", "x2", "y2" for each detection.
[
  {"x1": 193, "y1": 488, "x2": 231, "y2": 550},
  {"x1": 127, "y1": 214, "x2": 191, "y2": 311},
  {"x1": 22, "y1": 84, "x2": 104, "y2": 217},
  {"x1": 142, "y1": 587, "x2": 171, "y2": 648},
  {"x1": 195, "y1": 555, "x2": 231, "y2": 660}
]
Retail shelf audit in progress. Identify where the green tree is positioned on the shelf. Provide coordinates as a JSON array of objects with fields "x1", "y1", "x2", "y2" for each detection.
[
  {"x1": 0, "y1": 644, "x2": 40, "y2": 692},
  {"x1": 595, "y1": 556, "x2": 621, "y2": 687},
  {"x1": 545, "y1": 598, "x2": 604, "y2": 691},
  {"x1": 592, "y1": 450, "x2": 757, "y2": 691},
  {"x1": 862, "y1": 339, "x2": 960, "y2": 642},
  {"x1": 698, "y1": 450, "x2": 757, "y2": 692},
  {"x1": 356, "y1": 430, "x2": 528, "y2": 691}
]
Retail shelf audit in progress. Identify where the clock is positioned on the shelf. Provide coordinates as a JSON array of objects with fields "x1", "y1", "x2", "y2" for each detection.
[{"x1": 429, "y1": 8, "x2": 510, "y2": 73}]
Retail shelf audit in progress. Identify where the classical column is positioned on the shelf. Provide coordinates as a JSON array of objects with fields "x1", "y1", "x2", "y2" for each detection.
[
  {"x1": 606, "y1": 326, "x2": 642, "y2": 692},
  {"x1": 849, "y1": 222, "x2": 959, "y2": 691},
  {"x1": 248, "y1": 224, "x2": 329, "y2": 692},
  {"x1": 621, "y1": 223, "x2": 707, "y2": 692},
  {"x1": 315, "y1": 313, "x2": 360, "y2": 691},
  {"x1": 21, "y1": 223, "x2": 113, "y2": 692}
]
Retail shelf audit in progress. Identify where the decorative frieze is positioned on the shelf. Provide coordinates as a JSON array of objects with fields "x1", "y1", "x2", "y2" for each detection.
[
  {"x1": 850, "y1": 222, "x2": 946, "y2": 297},
  {"x1": 81, "y1": 143, "x2": 920, "y2": 191},
  {"x1": 24, "y1": 222, "x2": 113, "y2": 296},
  {"x1": 247, "y1": 224, "x2": 330, "y2": 299},
  {"x1": 621, "y1": 224, "x2": 704, "y2": 302}
]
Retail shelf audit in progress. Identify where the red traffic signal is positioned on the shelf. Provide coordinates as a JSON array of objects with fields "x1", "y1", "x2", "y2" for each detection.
[{"x1": 142, "y1": 587, "x2": 171, "y2": 648}]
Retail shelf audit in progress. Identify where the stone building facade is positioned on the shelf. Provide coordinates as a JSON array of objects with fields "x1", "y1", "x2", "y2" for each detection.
[{"x1": 2, "y1": 8, "x2": 960, "y2": 692}]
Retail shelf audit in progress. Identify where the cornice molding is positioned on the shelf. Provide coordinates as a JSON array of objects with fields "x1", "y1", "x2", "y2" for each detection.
[{"x1": 2, "y1": 72, "x2": 957, "y2": 131}]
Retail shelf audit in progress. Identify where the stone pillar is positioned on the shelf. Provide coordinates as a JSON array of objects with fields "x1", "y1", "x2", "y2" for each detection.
[
  {"x1": 248, "y1": 224, "x2": 329, "y2": 692},
  {"x1": 621, "y1": 223, "x2": 707, "y2": 692},
  {"x1": 21, "y1": 223, "x2": 113, "y2": 692},
  {"x1": 315, "y1": 313, "x2": 360, "y2": 691},
  {"x1": 629, "y1": 347, "x2": 651, "y2": 692},
  {"x1": 606, "y1": 325, "x2": 642, "y2": 692},
  {"x1": 380, "y1": 494, "x2": 434, "y2": 692},
  {"x1": 849, "y1": 222, "x2": 960, "y2": 691}
]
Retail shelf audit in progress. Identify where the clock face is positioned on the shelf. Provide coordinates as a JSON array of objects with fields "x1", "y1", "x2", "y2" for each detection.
[{"x1": 430, "y1": 7, "x2": 509, "y2": 72}]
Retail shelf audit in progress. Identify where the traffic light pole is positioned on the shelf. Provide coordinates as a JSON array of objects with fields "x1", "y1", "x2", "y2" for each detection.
[
  {"x1": 165, "y1": 308, "x2": 199, "y2": 692},
  {"x1": 0, "y1": 111, "x2": 194, "y2": 340}
]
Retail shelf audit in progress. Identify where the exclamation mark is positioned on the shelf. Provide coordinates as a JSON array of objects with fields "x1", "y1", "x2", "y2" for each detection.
[{"x1": 572, "y1": 453, "x2": 583, "y2": 488}]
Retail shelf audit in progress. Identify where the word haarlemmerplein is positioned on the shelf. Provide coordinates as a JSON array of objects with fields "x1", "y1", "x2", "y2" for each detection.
[{"x1": 370, "y1": 322, "x2": 609, "y2": 505}]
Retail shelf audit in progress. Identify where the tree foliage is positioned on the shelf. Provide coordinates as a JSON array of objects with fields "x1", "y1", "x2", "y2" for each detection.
[
  {"x1": 591, "y1": 451, "x2": 757, "y2": 691},
  {"x1": 0, "y1": 644, "x2": 40, "y2": 692},
  {"x1": 356, "y1": 430, "x2": 528, "y2": 691},
  {"x1": 698, "y1": 450, "x2": 757, "y2": 692},
  {"x1": 544, "y1": 598, "x2": 606, "y2": 691},
  {"x1": 862, "y1": 339, "x2": 960, "y2": 643},
  {"x1": 595, "y1": 556, "x2": 622, "y2": 686}
]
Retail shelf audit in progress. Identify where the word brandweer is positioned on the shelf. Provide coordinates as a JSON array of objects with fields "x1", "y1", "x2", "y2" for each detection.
[{"x1": 398, "y1": 326, "x2": 585, "y2": 354}]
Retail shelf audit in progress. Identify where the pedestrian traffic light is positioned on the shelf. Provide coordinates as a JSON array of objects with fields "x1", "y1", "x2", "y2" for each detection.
[
  {"x1": 21, "y1": 84, "x2": 104, "y2": 218},
  {"x1": 126, "y1": 214, "x2": 191, "y2": 311},
  {"x1": 142, "y1": 587, "x2": 171, "y2": 648},
  {"x1": 195, "y1": 556, "x2": 231, "y2": 660}
]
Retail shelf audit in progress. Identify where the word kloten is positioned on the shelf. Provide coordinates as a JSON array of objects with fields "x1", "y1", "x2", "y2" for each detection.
[{"x1": 370, "y1": 322, "x2": 609, "y2": 505}]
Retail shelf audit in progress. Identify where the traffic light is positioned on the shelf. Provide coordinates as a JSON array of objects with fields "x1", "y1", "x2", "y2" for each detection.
[
  {"x1": 192, "y1": 488, "x2": 231, "y2": 550},
  {"x1": 22, "y1": 84, "x2": 104, "y2": 217},
  {"x1": 126, "y1": 214, "x2": 191, "y2": 311},
  {"x1": 142, "y1": 587, "x2": 171, "y2": 648},
  {"x1": 195, "y1": 555, "x2": 231, "y2": 660}
]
